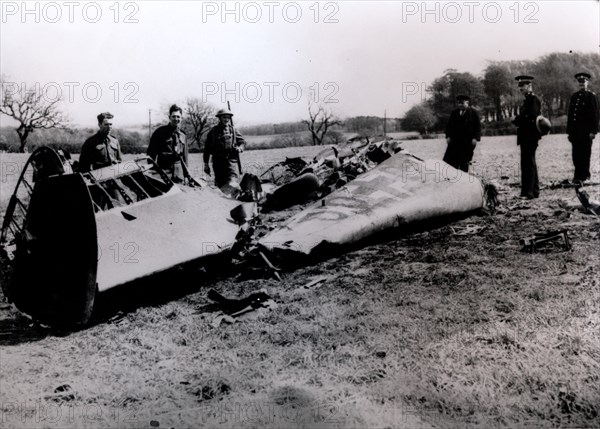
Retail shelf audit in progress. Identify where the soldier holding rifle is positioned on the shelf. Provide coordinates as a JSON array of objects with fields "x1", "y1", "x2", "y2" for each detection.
[{"x1": 203, "y1": 107, "x2": 246, "y2": 189}]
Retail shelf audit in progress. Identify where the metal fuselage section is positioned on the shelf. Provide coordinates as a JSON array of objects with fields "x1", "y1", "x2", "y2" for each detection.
[{"x1": 0, "y1": 150, "x2": 239, "y2": 326}]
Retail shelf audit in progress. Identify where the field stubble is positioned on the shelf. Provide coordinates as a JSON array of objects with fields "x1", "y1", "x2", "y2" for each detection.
[{"x1": 0, "y1": 134, "x2": 599, "y2": 428}]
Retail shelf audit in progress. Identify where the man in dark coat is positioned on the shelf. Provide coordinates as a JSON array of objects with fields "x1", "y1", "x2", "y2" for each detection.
[
  {"x1": 512, "y1": 75, "x2": 542, "y2": 199},
  {"x1": 79, "y1": 112, "x2": 122, "y2": 172},
  {"x1": 147, "y1": 104, "x2": 188, "y2": 182},
  {"x1": 443, "y1": 95, "x2": 481, "y2": 172},
  {"x1": 203, "y1": 108, "x2": 245, "y2": 188},
  {"x1": 567, "y1": 72, "x2": 599, "y2": 184}
]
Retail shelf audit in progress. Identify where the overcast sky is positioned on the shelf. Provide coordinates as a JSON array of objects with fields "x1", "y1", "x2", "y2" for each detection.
[{"x1": 1, "y1": 1, "x2": 599, "y2": 127}]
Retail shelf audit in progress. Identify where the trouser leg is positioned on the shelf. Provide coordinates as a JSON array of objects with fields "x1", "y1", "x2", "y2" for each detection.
[
  {"x1": 572, "y1": 135, "x2": 593, "y2": 181},
  {"x1": 213, "y1": 157, "x2": 239, "y2": 188},
  {"x1": 520, "y1": 140, "x2": 539, "y2": 197}
]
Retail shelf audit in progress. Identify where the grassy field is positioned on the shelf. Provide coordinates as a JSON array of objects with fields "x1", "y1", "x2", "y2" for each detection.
[{"x1": 0, "y1": 134, "x2": 599, "y2": 428}]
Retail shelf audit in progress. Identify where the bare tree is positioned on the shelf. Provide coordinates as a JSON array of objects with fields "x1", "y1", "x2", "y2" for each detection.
[
  {"x1": 184, "y1": 98, "x2": 215, "y2": 149},
  {"x1": 0, "y1": 78, "x2": 68, "y2": 152},
  {"x1": 302, "y1": 101, "x2": 342, "y2": 146}
]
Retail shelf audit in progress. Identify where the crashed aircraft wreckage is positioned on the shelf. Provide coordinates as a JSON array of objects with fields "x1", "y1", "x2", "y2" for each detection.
[
  {"x1": 259, "y1": 151, "x2": 486, "y2": 259},
  {"x1": 0, "y1": 148, "x2": 239, "y2": 326},
  {"x1": 0, "y1": 140, "x2": 489, "y2": 326}
]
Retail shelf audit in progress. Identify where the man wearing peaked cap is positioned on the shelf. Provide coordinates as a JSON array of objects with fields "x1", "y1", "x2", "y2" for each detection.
[
  {"x1": 567, "y1": 72, "x2": 599, "y2": 184},
  {"x1": 515, "y1": 75, "x2": 534, "y2": 86},
  {"x1": 443, "y1": 95, "x2": 481, "y2": 172},
  {"x1": 204, "y1": 107, "x2": 246, "y2": 189},
  {"x1": 512, "y1": 75, "x2": 542, "y2": 199}
]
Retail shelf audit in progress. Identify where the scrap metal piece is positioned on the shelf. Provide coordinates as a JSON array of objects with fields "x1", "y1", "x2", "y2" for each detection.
[
  {"x1": 519, "y1": 230, "x2": 572, "y2": 253},
  {"x1": 0, "y1": 148, "x2": 240, "y2": 326},
  {"x1": 260, "y1": 153, "x2": 486, "y2": 259},
  {"x1": 576, "y1": 187, "x2": 600, "y2": 217}
]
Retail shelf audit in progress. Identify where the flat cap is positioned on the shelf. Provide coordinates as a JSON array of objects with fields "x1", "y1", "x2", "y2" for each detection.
[{"x1": 456, "y1": 95, "x2": 470, "y2": 101}]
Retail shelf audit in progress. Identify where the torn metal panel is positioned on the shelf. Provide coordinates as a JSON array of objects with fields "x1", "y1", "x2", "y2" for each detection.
[
  {"x1": 0, "y1": 148, "x2": 239, "y2": 325},
  {"x1": 95, "y1": 185, "x2": 240, "y2": 292},
  {"x1": 259, "y1": 152, "x2": 485, "y2": 257}
]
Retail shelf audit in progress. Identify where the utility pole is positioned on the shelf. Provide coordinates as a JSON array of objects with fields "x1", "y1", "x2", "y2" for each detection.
[
  {"x1": 383, "y1": 109, "x2": 387, "y2": 140},
  {"x1": 148, "y1": 109, "x2": 152, "y2": 143}
]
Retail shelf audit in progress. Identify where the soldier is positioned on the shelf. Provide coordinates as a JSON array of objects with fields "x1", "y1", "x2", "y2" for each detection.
[
  {"x1": 443, "y1": 95, "x2": 481, "y2": 172},
  {"x1": 147, "y1": 104, "x2": 188, "y2": 182},
  {"x1": 79, "y1": 112, "x2": 122, "y2": 172},
  {"x1": 512, "y1": 75, "x2": 542, "y2": 199},
  {"x1": 203, "y1": 108, "x2": 246, "y2": 188},
  {"x1": 567, "y1": 72, "x2": 599, "y2": 184}
]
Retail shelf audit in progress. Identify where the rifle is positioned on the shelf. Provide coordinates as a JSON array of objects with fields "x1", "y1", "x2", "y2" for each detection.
[
  {"x1": 227, "y1": 100, "x2": 243, "y2": 175},
  {"x1": 175, "y1": 151, "x2": 201, "y2": 187}
]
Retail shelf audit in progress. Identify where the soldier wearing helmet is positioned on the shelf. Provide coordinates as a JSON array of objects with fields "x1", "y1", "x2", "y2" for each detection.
[
  {"x1": 567, "y1": 72, "x2": 599, "y2": 184},
  {"x1": 203, "y1": 108, "x2": 246, "y2": 189}
]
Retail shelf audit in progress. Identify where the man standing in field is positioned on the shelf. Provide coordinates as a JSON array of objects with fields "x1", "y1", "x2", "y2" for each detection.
[
  {"x1": 79, "y1": 112, "x2": 122, "y2": 172},
  {"x1": 203, "y1": 108, "x2": 246, "y2": 189},
  {"x1": 512, "y1": 75, "x2": 542, "y2": 199},
  {"x1": 147, "y1": 104, "x2": 188, "y2": 182},
  {"x1": 443, "y1": 95, "x2": 481, "y2": 173},
  {"x1": 567, "y1": 72, "x2": 599, "y2": 184}
]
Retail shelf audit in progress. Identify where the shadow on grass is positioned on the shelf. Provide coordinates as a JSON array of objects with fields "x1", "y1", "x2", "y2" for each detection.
[
  {"x1": 90, "y1": 252, "x2": 237, "y2": 325},
  {"x1": 266, "y1": 210, "x2": 486, "y2": 270},
  {"x1": 0, "y1": 252, "x2": 239, "y2": 345}
]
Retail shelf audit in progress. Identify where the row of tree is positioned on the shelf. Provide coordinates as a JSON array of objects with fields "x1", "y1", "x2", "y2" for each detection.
[{"x1": 402, "y1": 51, "x2": 600, "y2": 135}]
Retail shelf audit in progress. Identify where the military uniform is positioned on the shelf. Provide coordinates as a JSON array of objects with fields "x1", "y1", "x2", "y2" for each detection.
[
  {"x1": 147, "y1": 124, "x2": 188, "y2": 182},
  {"x1": 204, "y1": 122, "x2": 245, "y2": 188},
  {"x1": 567, "y1": 86, "x2": 599, "y2": 182},
  {"x1": 513, "y1": 90, "x2": 542, "y2": 198},
  {"x1": 79, "y1": 132, "x2": 122, "y2": 172},
  {"x1": 443, "y1": 106, "x2": 481, "y2": 172}
]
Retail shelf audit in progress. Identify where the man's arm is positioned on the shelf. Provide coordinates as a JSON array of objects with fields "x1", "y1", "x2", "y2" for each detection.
[
  {"x1": 590, "y1": 92, "x2": 599, "y2": 134},
  {"x1": 78, "y1": 139, "x2": 92, "y2": 172},
  {"x1": 566, "y1": 93, "x2": 575, "y2": 136},
  {"x1": 472, "y1": 109, "x2": 481, "y2": 141},
  {"x1": 528, "y1": 96, "x2": 541, "y2": 120},
  {"x1": 234, "y1": 129, "x2": 246, "y2": 151},
  {"x1": 203, "y1": 130, "x2": 213, "y2": 164},
  {"x1": 181, "y1": 132, "x2": 189, "y2": 165},
  {"x1": 147, "y1": 129, "x2": 160, "y2": 161},
  {"x1": 203, "y1": 130, "x2": 213, "y2": 175},
  {"x1": 114, "y1": 137, "x2": 123, "y2": 162},
  {"x1": 445, "y1": 111, "x2": 454, "y2": 139}
]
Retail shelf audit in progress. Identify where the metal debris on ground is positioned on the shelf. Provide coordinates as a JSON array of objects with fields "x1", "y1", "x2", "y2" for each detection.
[
  {"x1": 519, "y1": 230, "x2": 572, "y2": 253},
  {"x1": 206, "y1": 288, "x2": 278, "y2": 327},
  {"x1": 450, "y1": 224, "x2": 487, "y2": 236},
  {"x1": 302, "y1": 275, "x2": 329, "y2": 290},
  {"x1": 575, "y1": 187, "x2": 600, "y2": 217},
  {"x1": 548, "y1": 179, "x2": 600, "y2": 189}
]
